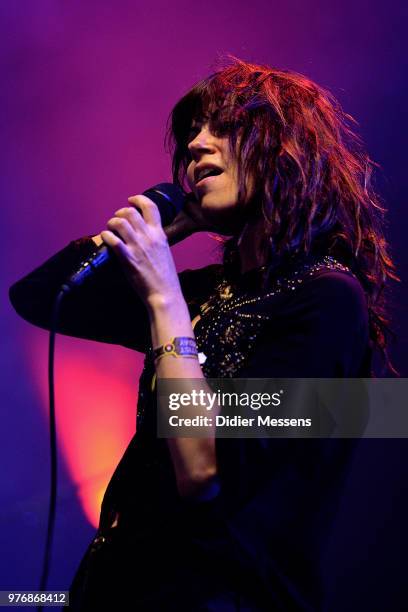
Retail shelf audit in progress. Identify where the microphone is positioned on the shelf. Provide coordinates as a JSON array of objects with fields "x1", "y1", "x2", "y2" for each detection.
[{"x1": 63, "y1": 182, "x2": 185, "y2": 291}]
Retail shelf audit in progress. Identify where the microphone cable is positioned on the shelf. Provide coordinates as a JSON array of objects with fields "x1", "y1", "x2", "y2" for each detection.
[
  {"x1": 37, "y1": 285, "x2": 70, "y2": 612},
  {"x1": 34, "y1": 182, "x2": 184, "y2": 610}
]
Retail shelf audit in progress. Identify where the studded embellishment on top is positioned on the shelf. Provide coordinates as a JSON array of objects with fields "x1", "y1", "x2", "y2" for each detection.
[{"x1": 193, "y1": 255, "x2": 353, "y2": 378}]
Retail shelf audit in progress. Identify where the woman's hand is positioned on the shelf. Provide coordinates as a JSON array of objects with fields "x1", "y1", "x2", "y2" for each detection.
[{"x1": 100, "y1": 195, "x2": 183, "y2": 310}]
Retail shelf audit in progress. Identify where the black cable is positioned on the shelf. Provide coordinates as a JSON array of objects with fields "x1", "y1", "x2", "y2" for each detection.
[{"x1": 37, "y1": 286, "x2": 70, "y2": 612}]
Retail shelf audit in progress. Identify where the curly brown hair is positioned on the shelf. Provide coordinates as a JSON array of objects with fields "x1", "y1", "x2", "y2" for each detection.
[{"x1": 167, "y1": 57, "x2": 398, "y2": 371}]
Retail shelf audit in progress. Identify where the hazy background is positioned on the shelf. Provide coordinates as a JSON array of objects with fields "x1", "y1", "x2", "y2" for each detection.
[{"x1": 1, "y1": 1, "x2": 407, "y2": 609}]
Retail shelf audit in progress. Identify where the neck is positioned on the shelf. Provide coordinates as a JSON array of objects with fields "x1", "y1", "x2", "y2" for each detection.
[{"x1": 237, "y1": 217, "x2": 267, "y2": 274}]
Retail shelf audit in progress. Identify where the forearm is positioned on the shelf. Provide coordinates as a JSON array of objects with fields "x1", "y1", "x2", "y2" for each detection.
[
  {"x1": 9, "y1": 236, "x2": 151, "y2": 350},
  {"x1": 147, "y1": 292, "x2": 218, "y2": 498},
  {"x1": 9, "y1": 236, "x2": 97, "y2": 331}
]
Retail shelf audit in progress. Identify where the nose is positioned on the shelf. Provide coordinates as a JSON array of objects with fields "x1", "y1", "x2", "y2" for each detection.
[{"x1": 187, "y1": 124, "x2": 217, "y2": 161}]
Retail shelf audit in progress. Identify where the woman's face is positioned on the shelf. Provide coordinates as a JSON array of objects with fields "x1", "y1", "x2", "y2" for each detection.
[{"x1": 186, "y1": 121, "x2": 243, "y2": 233}]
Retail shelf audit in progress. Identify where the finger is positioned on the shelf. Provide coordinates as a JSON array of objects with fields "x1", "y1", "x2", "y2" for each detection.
[
  {"x1": 106, "y1": 215, "x2": 136, "y2": 244},
  {"x1": 113, "y1": 206, "x2": 145, "y2": 231},
  {"x1": 100, "y1": 230, "x2": 128, "y2": 257},
  {"x1": 128, "y1": 194, "x2": 162, "y2": 227}
]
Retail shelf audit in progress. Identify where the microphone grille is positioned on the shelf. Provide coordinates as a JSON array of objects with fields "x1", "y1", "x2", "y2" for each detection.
[{"x1": 143, "y1": 182, "x2": 185, "y2": 226}]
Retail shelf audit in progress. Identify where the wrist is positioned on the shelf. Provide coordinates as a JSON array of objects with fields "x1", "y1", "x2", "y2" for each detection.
[
  {"x1": 146, "y1": 289, "x2": 186, "y2": 315},
  {"x1": 148, "y1": 293, "x2": 195, "y2": 351},
  {"x1": 152, "y1": 336, "x2": 198, "y2": 363}
]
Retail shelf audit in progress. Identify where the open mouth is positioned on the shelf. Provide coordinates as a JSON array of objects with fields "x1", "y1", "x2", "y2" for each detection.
[{"x1": 195, "y1": 165, "x2": 224, "y2": 186}]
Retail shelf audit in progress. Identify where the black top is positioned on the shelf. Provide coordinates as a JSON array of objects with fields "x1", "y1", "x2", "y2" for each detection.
[{"x1": 9, "y1": 238, "x2": 371, "y2": 611}]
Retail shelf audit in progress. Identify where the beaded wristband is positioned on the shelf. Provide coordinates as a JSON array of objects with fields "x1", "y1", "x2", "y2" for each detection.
[{"x1": 153, "y1": 336, "x2": 198, "y2": 362}]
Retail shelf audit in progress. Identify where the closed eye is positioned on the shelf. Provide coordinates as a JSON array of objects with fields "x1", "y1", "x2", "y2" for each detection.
[{"x1": 187, "y1": 125, "x2": 201, "y2": 144}]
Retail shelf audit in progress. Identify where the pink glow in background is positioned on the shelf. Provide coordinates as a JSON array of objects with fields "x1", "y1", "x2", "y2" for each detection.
[{"x1": 1, "y1": 0, "x2": 407, "y2": 606}]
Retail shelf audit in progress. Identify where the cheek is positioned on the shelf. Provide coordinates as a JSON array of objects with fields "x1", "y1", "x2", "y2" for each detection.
[{"x1": 186, "y1": 163, "x2": 195, "y2": 191}]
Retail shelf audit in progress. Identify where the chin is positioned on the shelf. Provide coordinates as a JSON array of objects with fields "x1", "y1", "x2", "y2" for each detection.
[{"x1": 201, "y1": 201, "x2": 242, "y2": 235}]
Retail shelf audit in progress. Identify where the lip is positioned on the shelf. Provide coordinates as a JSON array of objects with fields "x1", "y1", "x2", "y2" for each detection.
[
  {"x1": 196, "y1": 174, "x2": 224, "y2": 188},
  {"x1": 194, "y1": 163, "x2": 224, "y2": 185}
]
